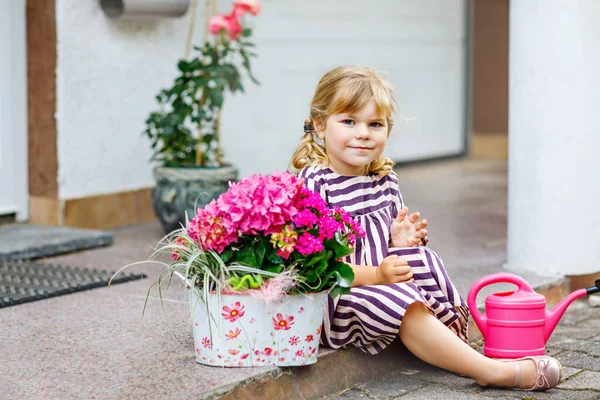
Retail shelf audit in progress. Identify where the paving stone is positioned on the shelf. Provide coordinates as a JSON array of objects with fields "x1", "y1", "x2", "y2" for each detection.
[
  {"x1": 393, "y1": 364, "x2": 478, "y2": 392},
  {"x1": 479, "y1": 388, "x2": 599, "y2": 400},
  {"x1": 560, "y1": 367, "x2": 586, "y2": 380},
  {"x1": 548, "y1": 337, "x2": 600, "y2": 356},
  {"x1": 551, "y1": 324, "x2": 600, "y2": 341},
  {"x1": 558, "y1": 370, "x2": 600, "y2": 391},
  {"x1": 359, "y1": 370, "x2": 427, "y2": 399},
  {"x1": 399, "y1": 384, "x2": 496, "y2": 399},
  {"x1": 556, "y1": 351, "x2": 600, "y2": 372},
  {"x1": 329, "y1": 388, "x2": 371, "y2": 399}
]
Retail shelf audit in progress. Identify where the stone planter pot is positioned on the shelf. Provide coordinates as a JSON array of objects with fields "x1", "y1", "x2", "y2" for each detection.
[{"x1": 152, "y1": 165, "x2": 238, "y2": 233}]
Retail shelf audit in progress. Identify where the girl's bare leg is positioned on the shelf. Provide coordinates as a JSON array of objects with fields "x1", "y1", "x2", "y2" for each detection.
[{"x1": 399, "y1": 302, "x2": 537, "y2": 388}]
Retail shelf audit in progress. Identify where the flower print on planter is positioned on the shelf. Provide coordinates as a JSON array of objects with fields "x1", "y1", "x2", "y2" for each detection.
[
  {"x1": 289, "y1": 336, "x2": 300, "y2": 346},
  {"x1": 229, "y1": 349, "x2": 240, "y2": 355},
  {"x1": 305, "y1": 334, "x2": 314, "y2": 343},
  {"x1": 222, "y1": 302, "x2": 245, "y2": 322},
  {"x1": 263, "y1": 347, "x2": 273, "y2": 356},
  {"x1": 240, "y1": 353, "x2": 249, "y2": 359},
  {"x1": 202, "y1": 337, "x2": 211, "y2": 348},
  {"x1": 295, "y1": 350, "x2": 304, "y2": 358},
  {"x1": 225, "y1": 328, "x2": 242, "y2": 340},
  {"x1": 273, "y1": 313, "x2": 294, "y2": 330}
]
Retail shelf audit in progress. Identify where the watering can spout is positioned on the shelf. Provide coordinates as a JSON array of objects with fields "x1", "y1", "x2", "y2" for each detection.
[{"x1": 545, "y1": 284, "x2": 597, "y2": 342}]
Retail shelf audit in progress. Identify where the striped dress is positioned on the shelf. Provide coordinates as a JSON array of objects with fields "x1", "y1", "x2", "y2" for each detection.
[{"x1": 297, "y1": 165, "x2": 469, "y2": 355}]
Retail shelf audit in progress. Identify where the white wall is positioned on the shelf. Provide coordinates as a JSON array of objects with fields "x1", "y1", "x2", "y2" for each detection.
[
  {"x1": 56, "y1": 0, "x2": 467, "y2": 200},
  {"x1": 507, "y1": 0, "x2": 600, "y2": 276}
]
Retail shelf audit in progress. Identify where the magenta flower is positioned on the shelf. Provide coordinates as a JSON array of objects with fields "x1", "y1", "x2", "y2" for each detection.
[{"x1": 296, "y1": 232, "x2": 324, "y2": 255}]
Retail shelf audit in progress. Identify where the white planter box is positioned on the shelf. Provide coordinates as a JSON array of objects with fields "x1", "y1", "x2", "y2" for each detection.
[{"x1": 189, "y1": 289, "x2": 328, "y2": 368}]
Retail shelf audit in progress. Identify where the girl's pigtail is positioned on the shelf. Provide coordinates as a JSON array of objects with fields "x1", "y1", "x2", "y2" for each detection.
[
  {"x1": 289, "y1": 118, "x2": 328, "y2": 171},
  {"x1": 368, "y1": 155, "x2": 395, "y2": 176}
]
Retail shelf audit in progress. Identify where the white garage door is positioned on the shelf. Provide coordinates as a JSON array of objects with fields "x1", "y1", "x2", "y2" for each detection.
[
  {"x1": 222, "y1": 0, "x2": 468, "y2": 176},
  {"x1": 0, "y1": 1, "x2": 28, "y2": 221}
]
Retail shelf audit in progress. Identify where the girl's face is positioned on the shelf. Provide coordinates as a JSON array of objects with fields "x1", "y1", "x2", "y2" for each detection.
[{"x1": 315, "y1": 101, "x2": 389, "y2": 176}]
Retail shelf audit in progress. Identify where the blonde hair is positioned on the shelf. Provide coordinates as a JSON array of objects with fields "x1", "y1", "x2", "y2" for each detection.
[{"x1": 290, "y1": 66, "x2": 397, "y2": 175}]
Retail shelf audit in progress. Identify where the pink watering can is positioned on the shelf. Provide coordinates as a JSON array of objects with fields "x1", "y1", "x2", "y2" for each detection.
[{"x1": 468, "y1": 272, "x2": 600, "y2": 359}]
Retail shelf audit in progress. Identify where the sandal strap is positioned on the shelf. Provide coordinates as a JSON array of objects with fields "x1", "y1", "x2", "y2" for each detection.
[{"x1": 513, "y1": 361, "x2": 521, "y2": 388}]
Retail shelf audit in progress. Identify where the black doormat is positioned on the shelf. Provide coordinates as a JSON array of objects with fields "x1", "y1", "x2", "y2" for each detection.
[{"x1": 0, "y1": 261, "x2": 146, "y2": 308}]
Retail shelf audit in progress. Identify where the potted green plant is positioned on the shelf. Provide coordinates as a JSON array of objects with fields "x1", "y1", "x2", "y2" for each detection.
[
  {"x1": 131, "y1": 171, "x2": 361, "y2": 367},
  {"x1": 145, "y1": 0, "x2": 261, "y2": 233}
]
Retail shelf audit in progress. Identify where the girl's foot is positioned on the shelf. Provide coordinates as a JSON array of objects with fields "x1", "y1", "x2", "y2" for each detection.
[{"x1": 510, "y1": 356, "x2": 563, "y2": 391}]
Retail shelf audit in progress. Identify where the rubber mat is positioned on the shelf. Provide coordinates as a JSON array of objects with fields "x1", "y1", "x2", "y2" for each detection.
[{"x1": 0, "y1": 261, "x2": 146, "y2": 308}]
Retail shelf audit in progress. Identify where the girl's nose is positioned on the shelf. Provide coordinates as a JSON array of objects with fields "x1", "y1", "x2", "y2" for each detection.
[{"x1": 355, "y1": 125, "x2": 372, "y2": 139}]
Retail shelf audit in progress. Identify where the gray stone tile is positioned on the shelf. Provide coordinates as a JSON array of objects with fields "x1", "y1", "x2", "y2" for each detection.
[
  {"x1": 556, "y1": 351, "x2": 600, "y2": 372},
  {"x1": 359, "y1": 370, "x2": 427, "y2": 399},
  {"x1": 559, "y1": 370, "x2": 600, "y2": 390},
  {"x1": 399, "y1": 384, "x2": 502, "y2": 399},
  {"x1": 479, "y1": 387, "x2": 598, "y2": 399},
  {"x1": 551, "y1": 324, "x2": 600, "y2": 341},
  {"x1": 549, "y1": 337, "x2": 600, "y2": 356},
  {"x1": 329, "y1": 389, "x2": 371, "y2": 400},
  {"x1": 561, "y1": 367, "x2": 586, "y2": 380},
  {"x1": 392, "y1": 364, "x2": 478, "y2": 392}
]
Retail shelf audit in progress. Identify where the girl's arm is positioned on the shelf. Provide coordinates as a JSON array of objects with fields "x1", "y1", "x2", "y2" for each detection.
[
  {"x1": 348, "y1": 255, "x2": 414, "y2": 287},
  {"x1": 348, "y1": 263, "x2": 380, "y2": 287}
]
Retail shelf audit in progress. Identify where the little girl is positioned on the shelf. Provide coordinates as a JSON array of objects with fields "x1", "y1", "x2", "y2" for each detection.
[{"x1": 289, "y1": 66, "x2": 562, "y2": 391}]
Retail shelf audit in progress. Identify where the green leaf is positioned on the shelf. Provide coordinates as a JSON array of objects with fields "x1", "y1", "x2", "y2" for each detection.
[
  {"x1": 335, "y1": 262, "x2": 354, "y2": 289},
  {"x1": 325, "y1": 232, "x2": 353, "y2": 259},
  {"x1": 177, "y1": 60, "x2": 189, "y2": 72},
  {"x1": 233, "y1": 246, "x2": 257, "y2": 267},
  {"x1": 305, "y1": 268, "x2": 319, "y2": 283},
  {"x1": 220, "y1": 248, "x2": 233, "y2": 263},
  {"x1": 253, "y1": 239, "x2": 267, "y2": 267},
  {"x1": 263, "y1": 264, "x2": 284, "y2": 274},
  {"x1": 208, "y1": 89, "x2": 224, "y2": 108},
  {"x1": 266, "y1": 249, "x2": 284, "y2": 264}
]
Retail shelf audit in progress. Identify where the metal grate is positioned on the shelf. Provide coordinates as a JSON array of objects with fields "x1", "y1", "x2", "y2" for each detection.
[{"x1": 0, "y1": 261, "x2": 146, "y2": 308}]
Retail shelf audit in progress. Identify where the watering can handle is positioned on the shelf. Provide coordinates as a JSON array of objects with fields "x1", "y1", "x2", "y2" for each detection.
[{"x1": 467, "y1": 273, "x2": 534, "y2": 337}]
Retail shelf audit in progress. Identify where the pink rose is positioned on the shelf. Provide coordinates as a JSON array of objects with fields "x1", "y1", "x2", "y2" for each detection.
[
  {"x1": 209, "y1": 13, "x2": 242, "y2": 40},
  {"x1": 233, "y1": 0, "x2": 261, "y2": 17}
]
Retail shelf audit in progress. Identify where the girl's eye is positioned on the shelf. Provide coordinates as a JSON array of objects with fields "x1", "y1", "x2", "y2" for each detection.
[
  {"x1": 370, "y1": 122, "x2": 383, "y2": 128},
  {"x1": 342, "y1": 119, "x2": 355, "y2": 125}
]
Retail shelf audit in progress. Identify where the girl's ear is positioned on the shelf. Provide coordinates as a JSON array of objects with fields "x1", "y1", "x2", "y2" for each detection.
[{"x1": 313, "y1": 117, "x2": 325, "y2": 140}]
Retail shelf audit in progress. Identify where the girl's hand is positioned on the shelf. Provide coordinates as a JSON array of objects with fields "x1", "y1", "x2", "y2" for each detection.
[
  {"x1": 376, "y1": 255, "x2": 414, "y2": 284},
  {"x1": 390, "y1": 207, "x2": 428, "y2": 248}
]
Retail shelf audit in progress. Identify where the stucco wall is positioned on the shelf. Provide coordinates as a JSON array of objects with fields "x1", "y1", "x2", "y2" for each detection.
[
  {"x1": 507, "y1": 0, "x2": 600, "y2": 276},
  {"x1": 56, "y1": 0, "x2": 467, "y2": 200}
]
